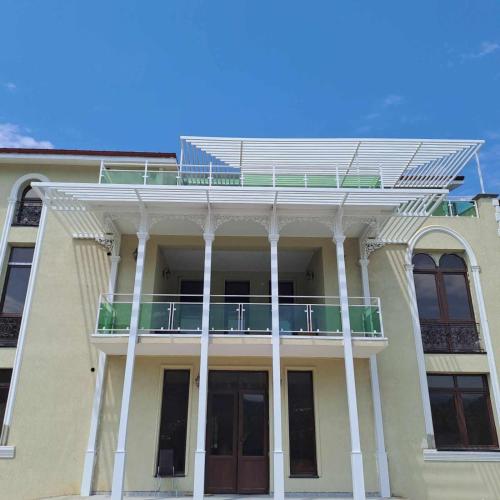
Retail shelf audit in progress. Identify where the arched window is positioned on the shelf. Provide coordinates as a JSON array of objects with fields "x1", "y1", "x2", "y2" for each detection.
[
  {"x1": 413, "y1": 253, "x2": 479, "y2": 352},
  {"x1": 12, "y1": 184, "x2": 42, "y2": 227}
]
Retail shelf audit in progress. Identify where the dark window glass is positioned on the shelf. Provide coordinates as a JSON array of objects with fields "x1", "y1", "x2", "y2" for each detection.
[
  {"x1": 428, "y1": 374, "x2": 498, "y2": 449},
  {"x1": 21, "y1": 187, "x2": 39, "y2": 201},
  {"x1": 209, "y1": 393, "x2": 235, "y2": 455},
  {"x1": 442, "y1": 274, "x2": 472, "y2": 320},
  {"x1": 439, "y1": 254, "x2": 466, "y2": 270},
  {"x1": 1, "y1": 247, "x2": 34, "y2": 315},
  {"x1": 180, "y1": 280, "x2": 203, "y2": 302},
  {"x1": 157, "y1": 370, "x2": 190, "y2": 475},
  {"x1": 0, "y1": 369, "x2": 12, "y2": 424},
  {"x1": 287, "y1": 371, "x2": 318, "y2": 476},
  {"x1": 414, "y1": 274, "x2": 440, "y2": 319},
  {"x1": 241, "y1": 392, "x2": 266, "y2": 456},
  {"x1": 413, "y1": 253, "x2": 436, "y2": 269}
]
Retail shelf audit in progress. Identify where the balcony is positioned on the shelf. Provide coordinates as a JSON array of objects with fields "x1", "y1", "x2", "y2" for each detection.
[
  {"x1": 0, "y1": 314, "x2": 22, "y2": 347},
  {"x1": 93, "y1": 294, "x2": 386, "y2": 358},
  {"x1": 421, "y1": 321, "x2": 483, "y2": 354},
  {"x1": 99, "y1": 164, "x2": 383, "y2": 190},
  {"x1": 431, "y1": 198, "x2": 477, "y2": 217}
]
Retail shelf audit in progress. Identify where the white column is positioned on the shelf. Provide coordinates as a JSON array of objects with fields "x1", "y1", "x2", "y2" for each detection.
[
  {"x1": 470, "y1": 265, "x2": 500, "y2": 427},
  {"x1": 111, "y1": 221, "x2": 149, "y2": 500},
  {"x1": 0, "y1": 203, "x2": 48, "y2": 445},
  {"x1": 0, "y1": 197, "x2": 16, "y2": 279},
  {"x1": 193, "y1": 223, "x2": 214, "y2": 500},
  {"x1": 333, "y1": 217, "x2": 366, "y2": 500},
  {"x1": 359, "y1": 256, "x2": 390, "y2": 498},
  {"x1": 404, "y1": 256, "x2": 435, "y2": 448},
  {"x1": 81, "y1": 240, "x2": 121, "y2": 496},
  {"x1": 269, "y1": 226, "x2": 285, "y2": 499}
]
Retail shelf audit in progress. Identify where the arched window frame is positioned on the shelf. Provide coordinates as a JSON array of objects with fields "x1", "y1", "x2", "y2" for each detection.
[
  {"x1": 12, "y1": 182, "x2": 43, "y2": 227},
  {"x1": 413, "y1": 252, "x2": 475, "y2": 323}
]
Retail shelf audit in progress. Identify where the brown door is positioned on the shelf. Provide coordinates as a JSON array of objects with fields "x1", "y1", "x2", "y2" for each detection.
[{"x1": 205, "y1": 371, "x2": 269, "y2": 494}]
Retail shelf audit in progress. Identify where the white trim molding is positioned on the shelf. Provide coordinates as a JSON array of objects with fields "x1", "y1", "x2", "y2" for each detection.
[
  {"x1": 423, "y1": 449, "x2": 500, "y2": 462},
  {"x1": 407, "y1": 225, "x2": 500, "y2": 448},
  {"x1": 0, "y1": 446, "x2": 15, "y2": 459}
]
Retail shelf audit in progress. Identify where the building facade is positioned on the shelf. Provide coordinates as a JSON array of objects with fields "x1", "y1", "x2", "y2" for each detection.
[{"x1": 0, "y1": 138, "x2": 499, "y2": 500}]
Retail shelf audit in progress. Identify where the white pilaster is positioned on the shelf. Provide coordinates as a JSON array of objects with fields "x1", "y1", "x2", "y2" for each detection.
[
  {"x1": 81, "y1": 241, "x2": 121, "y2": 496},
  {"x1": 193, "y1": 218, "x2": 214, "y2": 500},
  {"x1": 0, "y1": 198, "x2": 16, "y2": 283},
  {"x1": 0, "y1": 203, "x2": 48, "y2": 445},
  {"x1": 404, "y1": 254, "x2": 435, "y2": 448},
  {"x1": 359, "y1": 256, "x2": 390, "y2": 498},
  {"x1": 111, "y1": 220, "x2": 149, "y2": 500},
  {"x1": 269, "y1": 214, "x2": 285, "y2": 499},
  {"x1": 470, "y1": 265, "x2": 500, "y2": 428},
  {"x1": 333, "y1": 215, "x2": 365, "y2": 500}
]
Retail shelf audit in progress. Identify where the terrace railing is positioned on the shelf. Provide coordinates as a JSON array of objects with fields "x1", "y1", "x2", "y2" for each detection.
[
  {"x1": 420, "y1": 321, "x2": 483, "y2": 353},
  {"x1": 95, "y1": 294, "x2": 383, "y2": 338},
  {"x1": 99, "y1": 163, "x2": 383, "y2": 190},
  {"x1": 431, "y1": 197, "x2": 478, "y2": 217}
]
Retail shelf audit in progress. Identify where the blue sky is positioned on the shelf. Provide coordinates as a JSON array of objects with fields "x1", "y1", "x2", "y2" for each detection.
[{"x1": 1, "y1": 0, "x2": 499, "y2": 194}]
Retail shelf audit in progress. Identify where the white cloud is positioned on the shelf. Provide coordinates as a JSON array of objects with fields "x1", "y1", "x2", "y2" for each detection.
[
  {"x1": 462, "y1": 41, "x2": 500, "y2": 60},
  {"x1": 4, "y1": 82, "x2": 16, "y2": 92},
  {"x1": 383, "y1": 94, "x2": 404, "y2": 107},
  {"x1": 0, "y1": 123, "x2": 54, "y2": 148}
]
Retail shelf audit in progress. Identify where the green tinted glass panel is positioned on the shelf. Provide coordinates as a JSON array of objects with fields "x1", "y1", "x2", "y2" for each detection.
[
  {"x1": 311, "y1": 305, "x2": 342, "y2": 333},
  {"x1": 146, "y1": 171, "x2": 178, "y2": 185},
  {"x1": 243, "y1": 174, "x2": 273, "y2": 186},
  {"x1": 243, "y1": 304, "x2": 272, "y2": 333},
  {"x1": 432, "y1": 201, "x2": 450, "y2": 216},
  {"x1": 97, "y1": 302, "x2": 132, "y2": 332},
  {"x1": 452, "y1": 201, "x2": 476, "y2": 217},
  {"x1": 275, "y1": 174, "x2": 305, "y2": 187},
  {"x1": 211, "y1": 174, "x2": 240, "y2": 186},
  {"x1": 307, "y1": 175, "x2": 338, "y2": 188},
  {"x1": 139, "y1": 303, "x2": 170, "y2": 331},
  {"x1": 209, "y1": 303, "x2": 240, "y2": 332},
  {"x1": 279, "y1": 304, "x2": 308, "y2": 334},
  {"x1": 349, "y1": 306, "x2": 382, "y2": 335},
  {"x1": 101, "y1": 170, "x2": 144, "y2": 184},
  {"x1": 172, "y1": 303, "x2": 203, "y2": 332}
]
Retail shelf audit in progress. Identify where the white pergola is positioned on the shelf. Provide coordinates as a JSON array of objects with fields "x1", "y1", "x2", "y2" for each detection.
[{"x1": 181, "y1": 136, "x2": 483, "y2": 189}]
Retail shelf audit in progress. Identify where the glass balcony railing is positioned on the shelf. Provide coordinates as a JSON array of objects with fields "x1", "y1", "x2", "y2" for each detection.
[
  {"x1": 98, "y1": 164, "x2": 383, "y2": 190},
  {"x1": 95, "y1": 294, "x2": 383, "y2": 337},
  {"x1": 431, "y1": 199, "x2": 477, "y2": 217}
]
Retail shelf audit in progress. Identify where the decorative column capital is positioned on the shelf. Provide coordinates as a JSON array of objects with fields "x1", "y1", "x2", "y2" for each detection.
[
  {"x1": 359, "y1": 257, "x2": 370, "y2": 269},
  {"x1": 268, "y1": 232, "x2": 280, "y2": 244},
  {"x1": 203, "y1": 231, "x2": 215, "y2": 243},
  {"x1": 136, "y1": 230, "x2": 150, "y2": 242}
]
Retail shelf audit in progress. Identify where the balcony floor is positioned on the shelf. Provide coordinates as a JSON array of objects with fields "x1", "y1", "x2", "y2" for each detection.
[{"x1": 91, "y1": 333, "x2": 388, "y2": 358}]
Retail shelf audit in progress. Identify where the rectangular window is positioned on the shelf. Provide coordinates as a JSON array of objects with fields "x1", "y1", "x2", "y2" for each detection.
[
  {"x1": 157, "y1": 369, "x2": 190, "y2": 475},
  {"x1": 287, "y1": 370, "x2": 318, "y2": 477},
  {"x1": 0, "y1": 369, "x2": 12, "y2": 424},
  {"x1": 428, "y1": 374, "x2": 498, "y2": 450}
]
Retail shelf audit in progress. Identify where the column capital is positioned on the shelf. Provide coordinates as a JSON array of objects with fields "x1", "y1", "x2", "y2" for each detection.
[
  {"x1": 203, "y1": 231, "x2": 215, "y2": 243},
  {"x1": 136, "y1": 230, "x2": 149, "y2": 242},
  {"x1": 404, "y1": 263, "x2": 414, "y2": 272},
  {"x1": 333, "y1": 234, "x2": 345, "y2": 245},
  {"x1": 359, "y1": 257, "x2": 370, "y2": 268},
  {"x1": 268, "y1": 232, "x2": 280, "y2": 244}
]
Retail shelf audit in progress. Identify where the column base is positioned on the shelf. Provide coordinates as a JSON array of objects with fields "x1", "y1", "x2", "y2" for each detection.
[
  {"x1": 350, "y1": 450, "x2": 366, "y2": 500},
  {"x1": 80, "y1": 449, "x2": 96, "y2": 496},
  {"x1": 273, "y1": 449, "x2": 285, "y2": 500},
  {"x1": 111, "y1": 450, "x2": 126, "y2": 500},
  {"x1": 193, "y1": 450, "x2": 206, "y2": 500},
  {"x1": 376, "y1": 450, "x2": 390, "y2": 498}
]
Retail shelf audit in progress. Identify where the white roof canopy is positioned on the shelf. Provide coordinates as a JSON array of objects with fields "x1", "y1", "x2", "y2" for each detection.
[{"x1": 181, "y1": 137, "x2": 483, "y2": 189}]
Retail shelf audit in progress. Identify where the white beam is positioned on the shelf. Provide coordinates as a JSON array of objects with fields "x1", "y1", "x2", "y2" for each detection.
[
  {"x1": 111, "y1": 218, "x2": 149, "y2": 500},
  {"x1": 193, "y1": 216, "x2": 214, "y2": 500}
]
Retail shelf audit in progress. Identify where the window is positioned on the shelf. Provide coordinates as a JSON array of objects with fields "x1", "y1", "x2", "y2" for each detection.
[
  {"x1": 0, "y1": 369, "x2": 12, "y2": 424},
  {"x1": 157, "y1": 369, "x2": 190, "y2": 475},
  {"x1": 0, "y1": 247, "x2": 34, "y2": 346},
  {"x1": 12, "y1": 185, "x2": 42, "y2": 227},
  {"x1": 428, "y1": 374, "x2": 498, "y2": 450},
  {"x1": 287, "y1": 371, "x2": 318, "y2": 476},
  {"x1": 413, "y1": 253, "x2": 480, "y2": 353}
]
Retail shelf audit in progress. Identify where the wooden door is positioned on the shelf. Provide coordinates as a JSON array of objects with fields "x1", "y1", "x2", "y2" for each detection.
[{"x1": 205, "y1": 371, "x2": 269, "y2": 494}]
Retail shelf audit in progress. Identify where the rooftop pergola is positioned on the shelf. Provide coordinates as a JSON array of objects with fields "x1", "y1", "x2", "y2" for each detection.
[{"x1": 181, "y1": 136, "x2": 483, "y2": 189}]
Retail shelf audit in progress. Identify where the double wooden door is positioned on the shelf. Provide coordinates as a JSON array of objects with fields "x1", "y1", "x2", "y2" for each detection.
[{"x1": 205, "y1": 370, "x2": 269, "y2": 494}]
